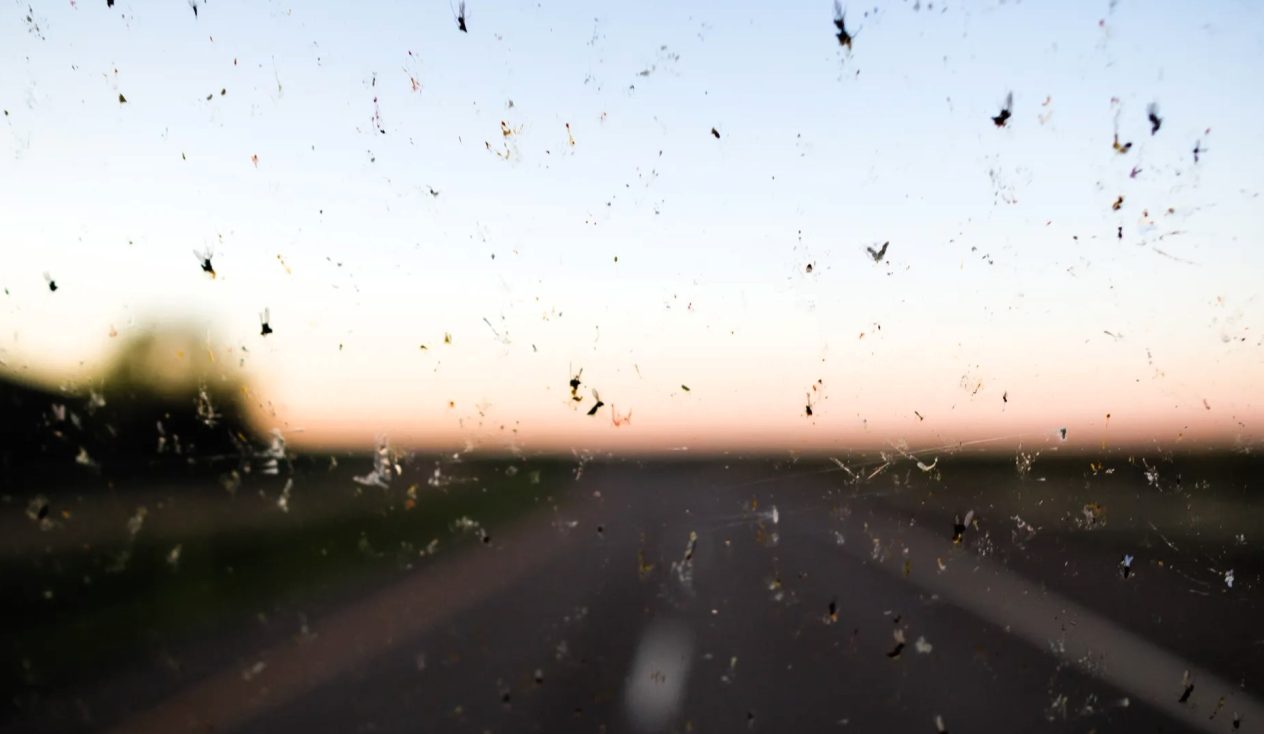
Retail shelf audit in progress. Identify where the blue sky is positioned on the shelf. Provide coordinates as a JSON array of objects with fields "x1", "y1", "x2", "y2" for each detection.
[{"x1": 2, "y1": 0, "x2": 1261, "y2": 452}]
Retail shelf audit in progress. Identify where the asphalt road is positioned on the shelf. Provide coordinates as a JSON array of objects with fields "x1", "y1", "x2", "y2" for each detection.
[{"x1": 5, "y1": 454, "x2": 1263, "y2": 733}]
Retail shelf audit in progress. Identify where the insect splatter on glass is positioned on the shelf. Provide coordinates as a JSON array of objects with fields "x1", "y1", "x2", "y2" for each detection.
[
  {"x1": 1147, "y1": 102, "x2": 1162, "y2": 135},
  {"x1": 455, "y1": 1, "x2": 468, "y2": 33},
  {"x1": 833, "y1": 1, "x2": 853, "y2": 49},
  {"x1": 992, "y1": 92, "x2": 1013, "y2": 127}
]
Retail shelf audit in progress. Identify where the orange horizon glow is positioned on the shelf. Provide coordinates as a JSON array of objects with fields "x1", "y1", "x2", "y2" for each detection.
[
  {"x1": 3, "y1": 319, "x2": 1259, "y2": 456},
  {"x1": 259, "y1": 394, "x2": 1260, "y2": 456}
]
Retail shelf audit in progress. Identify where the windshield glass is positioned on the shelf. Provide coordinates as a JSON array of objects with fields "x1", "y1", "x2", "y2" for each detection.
[{"x1": 2, "y1": 2, "x2": 1261, "y2": 732}]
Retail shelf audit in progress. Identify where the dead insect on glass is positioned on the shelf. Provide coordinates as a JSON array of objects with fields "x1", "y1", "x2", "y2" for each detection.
[
  {"x1": 992, "y1": 92, "x2": 1013, "y2": 127},
  {"x1": 454, "y1": 1, "x2": 467, "y2": 33},
  {"x1": 259, "y1": 308, "x2": 273, "y2": 336},
  {"x1": 1147, "y1": 103, "x2": 1162, "y2": 135},
  {"x1": 1178, "y1": 671, "x2": 1194, "y2": 704},
  {"x1": 194, "y1": 247, "x2": 216, "y2": 278},
  {"x1": 866, "y1": 241, "x2": 889, "y2": 262},
  {"x1": 43, "y1": 272, "x2": 57, "y2": 292},
  {"x1": 833, "y1": 2, "x2": 853, "y2": 49},
  {"x1": 952, "y1": 509, "x2": 975, "y2": 544},
  {"x1": 586, "y1": 389, "x2": 605, "y2": 416},
  {"x1": 886, "y1": 627, "x2": 906, "y2": 658}
]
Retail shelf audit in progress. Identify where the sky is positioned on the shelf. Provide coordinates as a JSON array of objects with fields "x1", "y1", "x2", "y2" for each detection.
[{"x1": 1, "y1": 0, "x2": 1262, "y2": 454}]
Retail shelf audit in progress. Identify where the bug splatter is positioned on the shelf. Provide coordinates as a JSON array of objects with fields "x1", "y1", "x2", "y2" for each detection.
[
  {"x1": 833, "y1": 2, "x2": 853, "y2": 49},
  {"x1": 1147, "y1": 103, "x2": 1162, "y2": 135},
  {"x1": 1178, "y1": 671, "x2": 1194, "y2": 704},
  {"x1": 992, "y1": 92, "x2": 1013, "y2": 127},
  {"x1": 194, "y1": 247, "x2": 216, "y2": 278},
  {"x1": 952, "y1": 510, "x2": 975, "y2": 544},
  {"x1": 886, "y1": 626, "x2": 906, "y2": 658},
  {"x1": 586, "y1": 389, "x2": 605, "y2": 416}
]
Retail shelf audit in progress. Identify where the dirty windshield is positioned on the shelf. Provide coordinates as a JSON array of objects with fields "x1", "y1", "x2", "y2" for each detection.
[{"x1": 2, "y1": 1, "x2": 1262, "y2": 732}]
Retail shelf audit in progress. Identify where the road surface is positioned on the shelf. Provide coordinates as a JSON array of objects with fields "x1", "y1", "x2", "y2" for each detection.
[{"x1": 4, "y1": 454, "x2": 1262, "y2": 732}]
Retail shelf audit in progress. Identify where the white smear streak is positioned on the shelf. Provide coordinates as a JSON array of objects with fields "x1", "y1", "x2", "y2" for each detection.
[
  {"x1": 353, "y1": 436, "x2": 394, "y2": 488},
  {"x1": 623, "y1": 620, "x2": 693, "y2": 733},
  {"x1": 277, "y1": 478, "x2": 293, "y2": 513}
]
